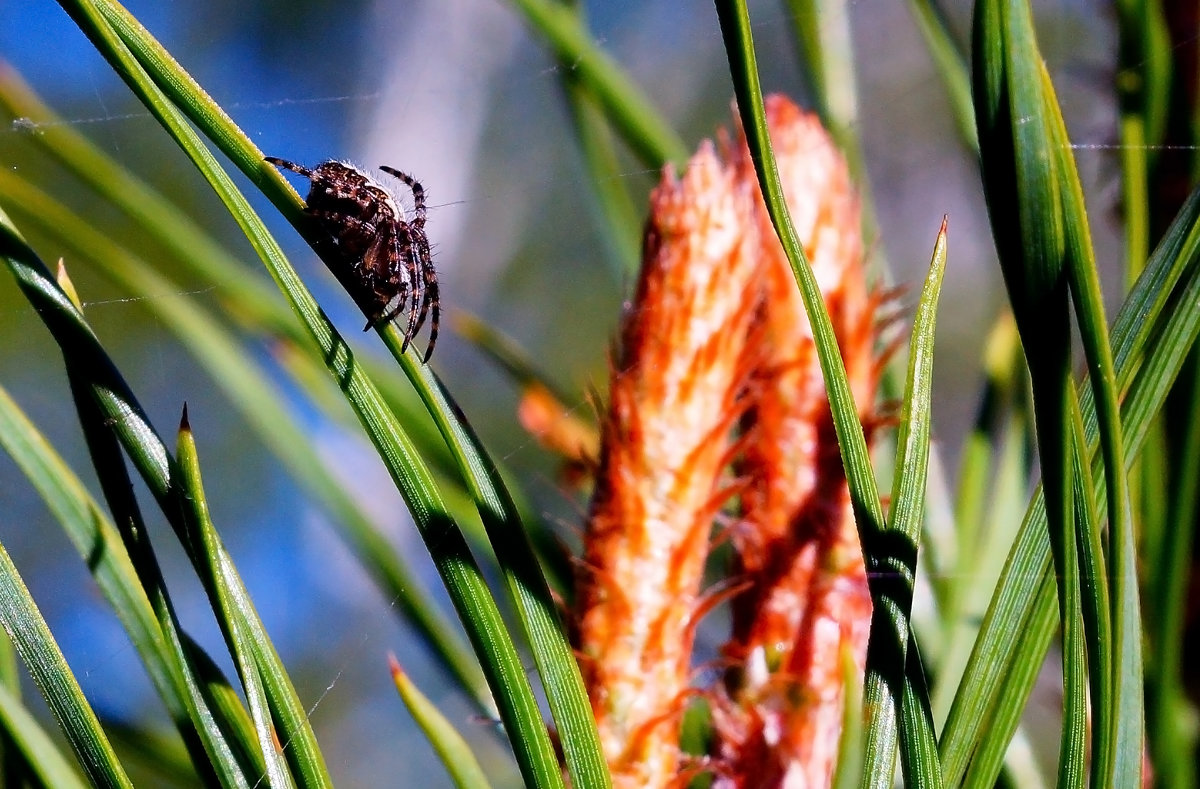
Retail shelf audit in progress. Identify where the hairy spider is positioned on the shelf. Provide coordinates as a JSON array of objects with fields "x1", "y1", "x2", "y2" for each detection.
[{"x1": 266, "y1": 156, "x2": 440, "y2": 362}]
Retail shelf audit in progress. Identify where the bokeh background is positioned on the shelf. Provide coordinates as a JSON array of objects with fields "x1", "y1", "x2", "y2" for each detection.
[{"x1": 0, "y1": 1, "x2": 1116, "y2": 785}]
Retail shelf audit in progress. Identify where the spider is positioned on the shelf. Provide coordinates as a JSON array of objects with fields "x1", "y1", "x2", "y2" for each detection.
[{"x1": 266, "y1": 156, "x2": 440, "y2": 362}]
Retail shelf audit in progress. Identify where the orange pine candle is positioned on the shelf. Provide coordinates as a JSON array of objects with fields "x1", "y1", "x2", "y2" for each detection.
[
  {"x1": 713, "y1": 95, "x2": 877, "y2": 789},
  {"x1": 576, "y1": 140, "x2": 763, "y2": 787},
  {"x1": 574, "y1": 95, "x2": 878, "y2": 789}
]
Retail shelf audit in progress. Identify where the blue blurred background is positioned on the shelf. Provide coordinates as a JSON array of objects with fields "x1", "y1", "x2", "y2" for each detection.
[{"x1": 0, "y1": 1, "x2": 1114, "y2": 785}]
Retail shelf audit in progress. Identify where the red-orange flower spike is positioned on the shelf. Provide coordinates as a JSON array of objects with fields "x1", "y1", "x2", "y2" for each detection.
[
  {"x1": 575, "y1": 96, "x2": 877, "y2": 789},
  {"x1": 575, "y1": 142, "x2": 762, "y2": 788},
  {"x1": 714, "y1": 96, "x2": 877, "y2": 789}
]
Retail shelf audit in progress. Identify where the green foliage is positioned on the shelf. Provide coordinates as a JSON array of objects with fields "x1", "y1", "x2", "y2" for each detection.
[{"x1": 0, "y1": 0, "x2": 1198, "y2": 787}]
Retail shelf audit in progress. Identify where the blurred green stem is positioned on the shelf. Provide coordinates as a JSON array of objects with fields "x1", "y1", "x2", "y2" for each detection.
[{"x1": 507, "y1": 0, "x2": 688, "y2": 168}]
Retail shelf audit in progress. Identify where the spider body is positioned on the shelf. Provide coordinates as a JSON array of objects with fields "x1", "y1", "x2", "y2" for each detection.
[{"x1": 266, "y1": 157, "x2": 439, "y2": 361}]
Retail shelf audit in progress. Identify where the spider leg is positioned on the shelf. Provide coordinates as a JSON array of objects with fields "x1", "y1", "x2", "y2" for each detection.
[
  {"x1": 406, "y1": 232, "x2": 439, "y2": 363},
  {"x1": 397, "y1": 226, "x2": 425, "y2": 351},
  {"x1": 371, "y1": 225, "x2": 414, "y2": 339},
  {"x1": 371, "y1": 292, "x2": 409, "y2": 335},
  {"x1": 368, "y1": 274, "x2": 409, "y2": 331},
  {"x1": 265, "y1": 156, "x2": 316, "y2": 179},
  {"x1": 344, "y1": 223, "x2": 406, "y2": 332},
  {"x1": 403, "y1": 231, "x2": 429, "y2": 334},
  {"x1": 379, "y1": 166, "x2": 426, "y2": 230},
  {"x1": 380, "y1": 167, "x2": 438, "y2": 361},
  {"x1": 422, "y1": 262, "x2": 440, "y2": 364},
  {"x1": 361, "y1": 223, "x2": 419, "y2": 350}
]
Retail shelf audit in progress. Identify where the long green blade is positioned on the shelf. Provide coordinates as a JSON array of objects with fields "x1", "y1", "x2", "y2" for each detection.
[
  {"x1": 0, "y1": 682, "x2": 89, "y2": 789},
  {"x1": 940, "y1": 178, "x2": 1200, "y2": 784},
  {"x1": 0, "y1": 167, "x2": 491, "y2": 716},
  {"x1": 888, "y1": 221, "x2": 949, "y2": 786},
  {"x1": 712, "y1": 2, "x2": 900, "y2": 782},
  {"x1": 58, "y1": 2, "x2": 567, "y2": 784}
]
